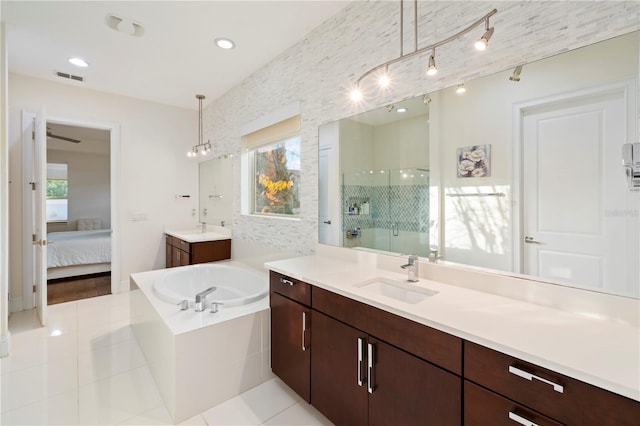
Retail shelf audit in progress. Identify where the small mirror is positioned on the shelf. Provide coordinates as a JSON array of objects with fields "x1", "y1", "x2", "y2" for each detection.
[{"x1": 199, "y1": 156, "x2": 233, "y2": 226}]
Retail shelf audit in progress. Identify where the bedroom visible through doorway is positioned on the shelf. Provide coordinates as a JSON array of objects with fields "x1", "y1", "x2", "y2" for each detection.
[{"x1": 45, "y1": 122, "x2": 112, "y2": 304}]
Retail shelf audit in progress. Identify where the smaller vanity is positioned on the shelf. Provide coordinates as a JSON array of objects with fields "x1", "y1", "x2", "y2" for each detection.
[{"x1": 164, "y1": 228, "x2": 231, "y2": 268}]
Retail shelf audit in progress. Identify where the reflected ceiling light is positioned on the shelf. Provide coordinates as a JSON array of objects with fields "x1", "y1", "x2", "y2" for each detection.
[
  {"x1": 396, "y1": 107, "x2": 408, "y2": 113},
  {"x1": 349, "y1": 1, "x2": 496, "y2": 102},
  {"x1": 215, "y1": 38, "x2": 235, "y2": 49},
  {"x1": 68, "y1": 57, "x2": 89, "y2": 67},
  {"x1": 509, "y1": 65, "x2": 523, "y2": 82},
  {"x1": 426, "y1": 50, "x2": 438, "y2": 76},
  {"x1": 456, "y1": 84, "x2": 466, "y2": 94},
  {"x1": 187, "y1": 95, "x2": 212, "y2": 158},
  {"x1": 423, "y1": 95, "x2": 432, "y2": 104}
]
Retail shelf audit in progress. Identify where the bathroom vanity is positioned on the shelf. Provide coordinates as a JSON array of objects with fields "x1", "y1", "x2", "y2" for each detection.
[
  {"x1": 266, "y1": 248, "x2": 640, "y2": 426},
  {"x1": 164, "y1": 231, "x2": 231, "y2": 268}
]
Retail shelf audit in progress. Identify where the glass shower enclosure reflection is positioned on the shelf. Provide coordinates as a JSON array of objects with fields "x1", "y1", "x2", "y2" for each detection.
[{"x1": 342, "y1": 167, "x2": 430, "y2": 255}]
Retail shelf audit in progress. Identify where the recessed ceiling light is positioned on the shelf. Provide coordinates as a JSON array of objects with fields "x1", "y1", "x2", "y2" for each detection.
[
  {"x1": 396, "y1": 108, "x2": 408, "y2": 113},
  {"x1": 68, "y1": 57, "x2": 89, "y2": 67},
  {"x1": 215, "y1": 38, "x2": 235, "y2": 50}
]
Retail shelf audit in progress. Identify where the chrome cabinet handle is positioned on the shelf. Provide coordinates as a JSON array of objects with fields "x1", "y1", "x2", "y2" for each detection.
[
  {"x1": 508, "y1": 411, "x2": 539, "y2": 426},
  {"x1": 367, "y1": 343, "x2": 375, "y2": 394},
  {"x1": 357, "y1": 338, "x2": 364, "y2": 387},
  {"x1": 508, "y1": 365, "x2": 564, "y2": 393},
  {"x1": 301, "y1": 312, "x2": 308, "y2": 351},
  {"x1": 280, "y1": 277, "x2": 294, "y2": 286},
  {"x1": 524, "y1": 236, "x2": 542, "y2": 244}
]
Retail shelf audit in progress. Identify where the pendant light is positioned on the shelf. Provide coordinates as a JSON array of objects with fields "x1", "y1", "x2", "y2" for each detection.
[{"x1": 187, "y1": 94, "x2": 211, "y2": 157}]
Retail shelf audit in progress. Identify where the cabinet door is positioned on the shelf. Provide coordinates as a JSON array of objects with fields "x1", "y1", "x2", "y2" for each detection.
[
  {"x1": 270, "y1": 292, "x2": 311, "y2": 402},
  {"x1": 311, "y1": 311, "x2": 367, "y2": 426},
  {"x1": 368, "y1": 338, "x2": 461, "y2": 426},
  {"x1": 171, "y1": 246, "x2": 190, "y2": 267},
  {"x1": 166, "y1": 241, "x2": 173, "y2": 268}
]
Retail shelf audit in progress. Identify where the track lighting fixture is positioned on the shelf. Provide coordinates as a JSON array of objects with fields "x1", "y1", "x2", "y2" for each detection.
[
  {"x1": 475, "y1": 26, "x2": 494, "y2": 51},
  {"x1": 509, "y1": 65, "x2": 523, "y2": 82},
  {"x1": 426, "y1": 50, "x2": 438, "y2": 76},
  {"x1": 349, "y1": 1, "x2": 497, "y2": 102},
  {"x1": 386, "y1": 104, "x2": 395, "y2": 112},
  {"x1": 187, "y1": 94, "x2": 212, "y2": 158}
]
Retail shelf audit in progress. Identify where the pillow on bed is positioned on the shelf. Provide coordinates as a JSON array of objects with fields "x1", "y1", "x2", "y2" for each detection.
[{"x1": 77, "y1": 218, "x2": 102, "y2": 231}]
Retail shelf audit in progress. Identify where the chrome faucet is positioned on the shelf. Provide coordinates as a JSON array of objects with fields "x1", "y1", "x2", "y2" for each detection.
[
  {"x1": 428, "y1": 248, "x2": 440, "y2": 263},
  {"x1": 401, "y1": 255, "x2": 419, "y2": 282},
  {"x1": 194, "y1": 286, "x2": 217, "y2": 311},
  {"x1": 200, "y1": 222, "x2": 207, "y2": 233}
]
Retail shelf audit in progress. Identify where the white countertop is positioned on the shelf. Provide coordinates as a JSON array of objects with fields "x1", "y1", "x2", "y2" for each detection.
[
  {"x1": 165, "y1": 229, "x2": 231, "y2": 243},
  {"x1": 265, "y1": 254, "x2": 640, "y2": 402}
]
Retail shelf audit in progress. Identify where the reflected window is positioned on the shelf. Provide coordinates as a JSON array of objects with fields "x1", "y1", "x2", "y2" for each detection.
[{"x1": 46, "y1": 163, "x2": 68, "y2": 222}]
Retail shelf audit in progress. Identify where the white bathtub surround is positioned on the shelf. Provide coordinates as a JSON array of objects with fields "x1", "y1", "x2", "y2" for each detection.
[
  {"x1": 266, "y1": 244, "x2": 640, "y2": 402},
  {"x1": 130, "y1": 261, "x2": 272, "y2": 424}
]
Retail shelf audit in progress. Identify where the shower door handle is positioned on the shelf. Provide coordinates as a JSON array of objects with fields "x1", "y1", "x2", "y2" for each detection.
[{"x1": 323, "y1": 220, "x2": 332, "y2": 224}]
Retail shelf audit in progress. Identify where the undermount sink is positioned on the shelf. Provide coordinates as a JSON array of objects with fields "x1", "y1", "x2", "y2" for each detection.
[{"x1": 354, "y1": 277, "x2": 438, "y2": 304}]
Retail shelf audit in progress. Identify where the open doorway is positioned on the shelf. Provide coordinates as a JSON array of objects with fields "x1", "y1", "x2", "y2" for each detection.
[{"x1": 44, "y1": 122, "x2": 112, "y2": 304}]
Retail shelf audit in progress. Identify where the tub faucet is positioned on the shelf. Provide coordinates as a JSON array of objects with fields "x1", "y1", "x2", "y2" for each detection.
[
  {"x1": 194, "y1": 286, "x2": 217, "y2": 311},
  {"x1": 401, "y1": 255, "x2": 419, "y2": 282}
]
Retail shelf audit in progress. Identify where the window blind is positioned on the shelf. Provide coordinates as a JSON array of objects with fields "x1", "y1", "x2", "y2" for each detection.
[{"x1": 241, "y1": 115, "x2": 300, "y2": 151}]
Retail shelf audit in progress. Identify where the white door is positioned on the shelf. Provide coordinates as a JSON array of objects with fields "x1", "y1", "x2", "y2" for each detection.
[
  {"x1": 522, "y1": 90, "x2": 638, "y2": 296},
  {"x1": 318, "y1": 146, "x2": 337, "y2": 245},
  {"x1": 32, "y1": 111, "x2": 48, "y2": 324}
]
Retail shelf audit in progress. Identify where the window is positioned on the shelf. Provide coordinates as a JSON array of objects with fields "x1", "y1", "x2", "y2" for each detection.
[
  {"x1": 252, "y1": 135, "x2": 301, "y2": 216},
  {"x1": 241, "y1": 114, "x2": 301, "y2": 218},
  {"x1": 46, "y1": 163, "x2": 68, "y2": 222}
]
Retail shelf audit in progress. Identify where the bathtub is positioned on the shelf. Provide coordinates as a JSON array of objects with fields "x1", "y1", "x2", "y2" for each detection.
[
  {"x1": 153, "y1": 263, "x2": 268, "y2": 307},
  {"x1": 130, "y1": 260, "x2": 272, "y2": 423}
]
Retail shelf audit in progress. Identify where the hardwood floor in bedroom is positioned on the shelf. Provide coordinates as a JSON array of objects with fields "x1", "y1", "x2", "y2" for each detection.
[{"x1": 47, "y1": 273, "x2": 111, "y2": 305}]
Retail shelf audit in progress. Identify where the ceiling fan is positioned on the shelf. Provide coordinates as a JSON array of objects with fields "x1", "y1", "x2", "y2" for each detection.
[{"x1": 46, "y1": 127, "x2": 82, "y2": 143}]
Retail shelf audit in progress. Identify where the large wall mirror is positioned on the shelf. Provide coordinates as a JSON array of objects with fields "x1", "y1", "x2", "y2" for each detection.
[
  {"x1": 199, "y1": 156, "x2": 233, "y2": 226},
  {"x1": 318, "y1": 31, "x2": 639, "y2": 299}
]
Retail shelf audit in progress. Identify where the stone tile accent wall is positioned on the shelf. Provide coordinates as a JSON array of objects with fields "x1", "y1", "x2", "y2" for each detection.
[{"x1": 202, "y1": 1, "x2": 639, "y2": 255}]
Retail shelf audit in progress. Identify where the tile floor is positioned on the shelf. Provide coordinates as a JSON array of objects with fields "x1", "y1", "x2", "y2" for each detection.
[{"x1": 1, "y1": 292, "x2": 333, "y2": 425}]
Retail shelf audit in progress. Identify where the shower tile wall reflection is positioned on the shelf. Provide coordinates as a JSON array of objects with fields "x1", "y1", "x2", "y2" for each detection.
[{"x1": 342, "y1": 168, "x2": 430, "y2": 255}]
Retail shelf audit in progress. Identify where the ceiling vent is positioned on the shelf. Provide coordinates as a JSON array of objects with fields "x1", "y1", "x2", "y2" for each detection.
[
  {"x1": 105, "y1": 14, "x2": 145, "y2": 37},
  {"x1": 56, "y1": 72, "x2": 84, "y2": 82}
]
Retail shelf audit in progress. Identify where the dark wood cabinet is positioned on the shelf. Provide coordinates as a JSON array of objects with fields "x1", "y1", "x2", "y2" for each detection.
[
  {"x1": 311, "y1": 310, "x2": 461, "y2": 426},
  {"x1": 268, "y1": 268, "x2": 640, "y2": 426},
  {"x1": 165, "y1": 234, "x2": 231, "y2": 268},
  {"x1": 269, "y1": 271, "x2": 311, "y2": 402},
  {"x1": 464, "y1": 341, "x2": 640, "y2": 426}
]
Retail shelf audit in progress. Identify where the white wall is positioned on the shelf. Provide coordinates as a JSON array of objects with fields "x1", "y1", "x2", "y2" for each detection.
[
  {"x1": 373, "y1": 115, "x2": 429, "y2": 171},
  {"x1": 201, "y1": 0, "x2": 638, "y2": 256},
  {"x1": 1, "y1": 23, "x2": 10, "y2": 355},
  {"x1": 46, "y1": 149, "x2": 111, "y2": 232},
  {"x1": 8, "y1": 73, "x2": 198, "y2": 303}
]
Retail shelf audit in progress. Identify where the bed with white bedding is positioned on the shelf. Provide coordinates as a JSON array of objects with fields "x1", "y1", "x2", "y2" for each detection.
[{"x1": 47, "y1": 229, "x2": 111, "y2": 280}]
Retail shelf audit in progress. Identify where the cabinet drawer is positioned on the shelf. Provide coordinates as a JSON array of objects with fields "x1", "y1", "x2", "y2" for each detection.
[
  {"x1": 465, "y1": 381, "x2": 564, "y2": 426},
  {"x1": 313, "y1": 286, "x2": 462, "y2": 374},
  {"x1": 464, "y1": 341, "x2": 640, "y2": 425},
  {"x1": 177, "y1": 238, "x2": 191, "y2": 253},
  {"x1": 269, "y1": 271, "x2": 311, "y2": 306}
]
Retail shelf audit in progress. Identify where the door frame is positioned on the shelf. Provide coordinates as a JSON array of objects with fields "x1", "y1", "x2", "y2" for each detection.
[
  {"x1": 511, "y1": 78, "x2": 638, "y2": 274},
  {"x1": 22, "y1": 112, "x2": 121, "y2": 310}
]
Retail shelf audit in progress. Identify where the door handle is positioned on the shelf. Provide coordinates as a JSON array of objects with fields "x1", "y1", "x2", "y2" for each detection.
[
  {"x1": 301, "y1": 311, "x2": 308, "y2": 351},
  {"x1": 367, "y1": 342, "x2": 375, "y2": 394},
  {"x1": 323, "y1": 220, "x2": 332, "y2": 224},
  {"x1": 357, "y1": 337, "x2": 364, "y2": 387},
  {"x1": 33, "y1": 240, "x2": 53, "y2": 246},
  {"x1": 524, "y1": 236, "x2": 542, "y2": 244}
]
